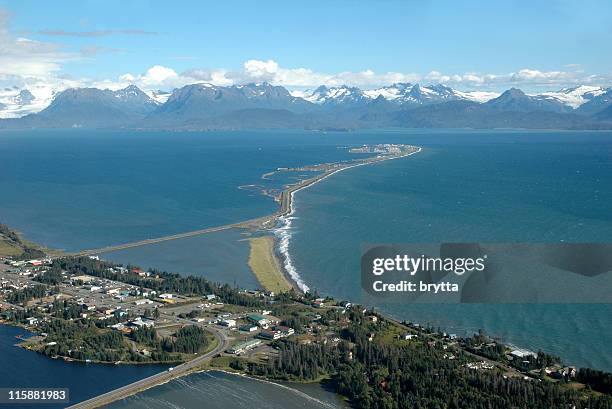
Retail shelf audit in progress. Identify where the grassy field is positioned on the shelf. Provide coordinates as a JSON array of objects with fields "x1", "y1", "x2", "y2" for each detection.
[
  {"x1": 247, "y1": 236, "x2": 292, "y2": 293},
  {"x1": 0, "y1": 238, "x2": 23, "y2": 257}
]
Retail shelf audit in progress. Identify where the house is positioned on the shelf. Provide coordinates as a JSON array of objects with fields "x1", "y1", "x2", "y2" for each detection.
[
  {"x1": 220, "y1": 319, "x2": 236, "y2": 328},
  {"x1": 401, "y1": 334, "x2": 418, "y2": 340},
  {"x1": 159, "y1": 293, "x2": 173, "y2": 299},
  {"x1": 134, "y1": 299, "x2": 153, "y2": 306},
  {"x1": 98, "y1": 307, "x2": 115, "y2": 315},
  {"x1": 258, "y1": 330, "x2": 282, "y2": 340},
  {"x1": 239, "y1": 324, "x2": 258, "y2": 332},
  {"x1": 205, "y1": 294, "x2": 216, "y2": 301},
  {"x1": 25, "y1": 317, "x2": 38, "y2": 325},
  {"x1": 274, "y1": 325, "x2": 295, "y2": 337}
]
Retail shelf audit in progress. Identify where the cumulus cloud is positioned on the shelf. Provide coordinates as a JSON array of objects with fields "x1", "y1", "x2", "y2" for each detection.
[
  {"x1": 106, "y1": 60, "x2": 612, "y2": 95},
  {"x1": 0, "y1": 4, "x2": 610, "y2": 101}
]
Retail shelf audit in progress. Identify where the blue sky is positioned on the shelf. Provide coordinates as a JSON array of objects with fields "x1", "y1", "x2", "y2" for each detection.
[{"x1": 1, "y1": 0, "x2": 611, "y2": 92}]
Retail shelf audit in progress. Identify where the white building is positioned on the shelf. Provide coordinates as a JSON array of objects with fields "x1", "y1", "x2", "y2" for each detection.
[{"x1": 220, "y1": 319, "x2": 236, "y2": 328}]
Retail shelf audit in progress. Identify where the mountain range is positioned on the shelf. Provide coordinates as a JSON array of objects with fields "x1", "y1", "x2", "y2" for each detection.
[{"x1": 1, "y1": 82, "x2": 611, "y2": 130}]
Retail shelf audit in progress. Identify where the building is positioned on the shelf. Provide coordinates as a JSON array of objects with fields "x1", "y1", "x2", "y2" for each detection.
[
  {"x1": 239, "y1": 324, "x2": 258, "y2": 332},
  {"x1": 25, "y1": 317, "x2": 38, "y2": 325},
  {"x1": 134, "y1": 298, "x2": 153, "y2": 306},
  {"x1": 220, "y1": 319, "x2": 236, "y2": 328},
  {"x1": 159, "y1": 293, "x2": 174, "y2": 299},
  {"x1": 274, "y1": 325, "x2": 295, "y2": 337},
  {"x1": 258, "y1": 330, "x2": 282, "y2": 340},
  {"x1": 247, "y1": 313, "x2": 270, "y2": 327},
  {"x1": 229, "y1": 339, "x2": 261, "y2": 354},
  {"x1": 510, "y1": 348, "x2": 537, "y2": 359},
  {"x1": 72, "y1": 275, "x2": 94, "y2": 283},
  {"x1": 129, "y1": 317, "x2": 155, "y2": 328}
]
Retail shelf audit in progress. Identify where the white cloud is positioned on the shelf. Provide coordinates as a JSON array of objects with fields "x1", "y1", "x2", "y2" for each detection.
[
  {"x1": 0, "y1": 4, "x2": 610, "y2": 111},
  {"x1": 0, "y1": 10, "x2": 74, "y2": 80}
]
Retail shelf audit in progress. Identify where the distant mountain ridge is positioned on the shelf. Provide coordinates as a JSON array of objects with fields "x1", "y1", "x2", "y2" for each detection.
[{"x1": 1, "y1": 82, "x2": 611, "y2": 130}]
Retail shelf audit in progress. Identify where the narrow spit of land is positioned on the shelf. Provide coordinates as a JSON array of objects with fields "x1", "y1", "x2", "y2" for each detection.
[
  {"x1": 247, "y1": 236, "x2": 292, "y2": 293},
  {"x1": 70, "y1": 145, "x2": 421, "y2": 258}
]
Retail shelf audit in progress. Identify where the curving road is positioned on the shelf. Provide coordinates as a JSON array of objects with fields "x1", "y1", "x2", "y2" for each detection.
[{"x1": 66, "y1": 326, "x2": 228, "y2": 409}]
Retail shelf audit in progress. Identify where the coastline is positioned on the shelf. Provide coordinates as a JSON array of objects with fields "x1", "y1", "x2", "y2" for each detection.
[{"x1": 273, "y1": 147, "x2": 423, "y2": 292}]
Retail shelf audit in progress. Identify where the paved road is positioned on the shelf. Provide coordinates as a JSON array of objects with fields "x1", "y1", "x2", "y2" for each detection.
[
  {"x1": 66, "y1": 326, "x2": 228, "y2": 409},
  {"x1": 67, "y1": 149, "x2": 420, "y2": 258}
]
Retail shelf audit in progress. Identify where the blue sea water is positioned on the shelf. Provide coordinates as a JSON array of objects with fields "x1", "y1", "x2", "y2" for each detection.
[
  {"x1": 106, "y1": 371, "x2": 346, "y2": 409},
  {"x1": 287, "y1": 130, "x2": 612, "y2": 370},
  {"x1": 101, "y1": 228, "x2": 258, "y2": 289},
  {"x1": 1, "y1": 128, "x2": 611, "y2": 388},
  {"x1": 0, "y1": 325, "x2": 167, "y2": 408},
  {"x1": 0, "y1": 129, "x2": 358, "y2": 251}
]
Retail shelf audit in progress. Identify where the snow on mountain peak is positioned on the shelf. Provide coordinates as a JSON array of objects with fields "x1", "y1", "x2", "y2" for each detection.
[{"x1": 536, "y1": 85, "x2": 607, "y2": 109}]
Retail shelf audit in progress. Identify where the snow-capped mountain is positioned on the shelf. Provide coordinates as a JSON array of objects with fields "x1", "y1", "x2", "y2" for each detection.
[
  {"x1": 485, "y1": 88, "x2": 570, "y2": 113},
  {"x1": 0, "y1": 86, "x2": 58, "y2": 119},
  {"x1": 298, "y1": 83, "x2": 501, "y2": 107},
  {"x1": 2, "y1": 82, "x2": 612, "y2": 130},
  {"x1": 146, "y1": 90, "x2": 172, "y2": 104},
  {"x1": 536, "y1": 85, "x2": 607, "y2": 109},
  {"x1": 364, "y1": 83, "x2": 461, "y2": 105},
  {"x1": 297, "y1": 85, "x2": 368, "y2": 105}
]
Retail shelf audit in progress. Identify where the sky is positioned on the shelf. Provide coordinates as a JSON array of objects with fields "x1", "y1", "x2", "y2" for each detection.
[{"x1": 1, "y1": 0, "x2": 612, "y2": 93}]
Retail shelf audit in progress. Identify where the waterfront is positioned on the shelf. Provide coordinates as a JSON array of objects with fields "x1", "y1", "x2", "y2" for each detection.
[
  {"x1": 105, "y1": 371, "x2": 346, "y2": 409},
  {"x1": 0, "y1": 325, "x2": 168, "y2": 409},
  {"x1": 287, "y1": 130, "x2": 612, "y2": 371},
  {"x1": 1, "y1": 128, "x2": 612, "y2": 397}
]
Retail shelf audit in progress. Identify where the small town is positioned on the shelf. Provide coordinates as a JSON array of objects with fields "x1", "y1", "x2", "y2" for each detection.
[{"x1": 0, "y1": 253, "x2": 590, "y2": 387}]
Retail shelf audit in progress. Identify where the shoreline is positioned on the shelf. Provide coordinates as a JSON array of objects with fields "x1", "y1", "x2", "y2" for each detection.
[{"x1": 273, "y1": 147, "x2": 423, "y2": 292}]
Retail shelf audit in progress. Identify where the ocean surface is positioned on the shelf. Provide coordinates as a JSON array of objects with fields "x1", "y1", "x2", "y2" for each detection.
[
  {"x1": 1, "y1": 129, "x2": 611, "y2": 402},
  {"x1": 106, "y1": 371, "x2": 345, "y2": 409},
  {"x1": 0, "y1": 129, "x2": 358, "y2": 251},
  {"x1": 0, "y1": 325, "x2": 167, "y2": 408},
  {"x1": 102, "y1": 228, "x2": 258, "y2": 289},
  {"x1": 287, "y1": 130, "x2": 612, "y2": 370}
]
